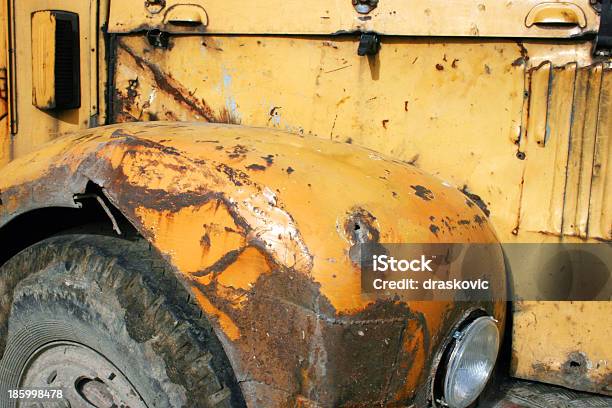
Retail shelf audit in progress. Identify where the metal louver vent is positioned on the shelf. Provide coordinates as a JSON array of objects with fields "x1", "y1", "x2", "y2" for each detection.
[{"x1": 53, "y1": 12, "x2": 80, "y2": 109}]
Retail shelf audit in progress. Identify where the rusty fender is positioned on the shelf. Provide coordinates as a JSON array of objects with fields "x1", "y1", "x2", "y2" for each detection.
[{"x1": 0, "y1": 122, "x2": 506, "y2": 407}]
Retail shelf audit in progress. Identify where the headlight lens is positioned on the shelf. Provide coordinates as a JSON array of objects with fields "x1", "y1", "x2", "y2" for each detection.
[{"x1": 443, "y1": 316, "x2": 500, "y2": 408}]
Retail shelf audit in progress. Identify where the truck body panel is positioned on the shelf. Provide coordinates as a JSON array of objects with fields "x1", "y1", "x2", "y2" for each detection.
[
  {"x1": 0, "y1": 122, "x2": 506, "y2": 406},
  {"x1": 0, "y1": 0, "x2": 609, "y2": 400}
]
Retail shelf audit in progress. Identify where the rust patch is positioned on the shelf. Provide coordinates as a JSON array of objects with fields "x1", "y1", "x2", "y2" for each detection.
[
  {"x1": 193, "y1": 287, "x2": 241, "y2": 341},
  {"x1": 0, "y1": 123, "x2": 505, "y2": 407},
  {"x1": 429, "y1": 224, "x2": 440, "y2": 236},
  {"x1": 116, "y1": 40, "x2": 240, "y2": 124},
  {"x1": 562, "y1": 351, "x2": 589, "y2": 377},
  {"x1": 216, "y1": 106, "x2": 242, "y2": 125},
  {"x1": 529, "y1": 350, "x2": 609, "y2": 395},
  {"x1": 516, "y1": 41, "x2": 530, "y2": 62},
  {"x1": 512, "y1": 56, "x2": 527, "y2": 67},
  {"x1": 410, "y1": 185, "x2": 434, "y2": 201},
  {"x1": 246, "y1": 163, "x2": 266, "y2": 171},
  {"x1": 261, "y1": 154, "x2": 274, "y2": 166},
  {"x1": 460, "y1": 185, "x2": 490, "y2": 217},
  {"x1": 216, "y1": 163, "x2": 251, "y2": 187},
  {"x1": 344, "y1": 207, "x2": 380, "y2": 245},
  {"x1": 344, "y1": 208, "x2": 383, "y2": 265},
  {"x1": 227, "y1": 144, "x2": 249, "y2": 160},
  {"x1": 406, "y1": 154, "x2": 419, "y2": 166},
  {"x1": 110, "y1": 128, "x2": 134, "y2": 139},
  {"x1": 268, "y1": 106, "x2": 281, "y2": 123}
]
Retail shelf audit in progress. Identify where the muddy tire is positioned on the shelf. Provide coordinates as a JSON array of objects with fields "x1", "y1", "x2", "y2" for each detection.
[{"x1": 0, "y1": 234, "x2": 244, "y2": 408}]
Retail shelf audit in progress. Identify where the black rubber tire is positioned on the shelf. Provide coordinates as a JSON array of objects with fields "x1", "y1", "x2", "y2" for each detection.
[{"x1": 0, "y1": 234, "x2": 245, "y2": 408}]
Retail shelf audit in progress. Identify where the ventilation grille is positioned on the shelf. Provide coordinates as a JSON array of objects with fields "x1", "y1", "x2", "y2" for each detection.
[{"x1": 53, "y1": 12, "x2": 80, "y2": 109}]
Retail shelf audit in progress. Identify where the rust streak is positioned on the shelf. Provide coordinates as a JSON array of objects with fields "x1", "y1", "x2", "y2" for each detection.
[{"x1": 117, "y1": 41, "x2": 237, "y2": 124}]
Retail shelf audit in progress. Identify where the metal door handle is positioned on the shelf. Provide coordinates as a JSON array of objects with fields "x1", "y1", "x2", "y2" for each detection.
[
  {"x1": 163, "y1": 4, "x2": 208, "y2": 27},
  {"x1": 526, "y1": 3, "x2": 586, "y2": 28}
]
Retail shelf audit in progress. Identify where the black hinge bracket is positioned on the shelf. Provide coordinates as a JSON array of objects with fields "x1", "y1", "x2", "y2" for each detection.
[
  {"x1": 596, "y1": 0, "x2": 612, "y2": 52},
  {"x1": 357, "y1": 33, "x2": 380, "y2": 56}
]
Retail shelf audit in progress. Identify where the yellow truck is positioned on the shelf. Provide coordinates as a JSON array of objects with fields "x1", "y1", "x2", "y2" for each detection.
[{"x1": 0, "y1": 0, "x2": 610, "y2": 407}]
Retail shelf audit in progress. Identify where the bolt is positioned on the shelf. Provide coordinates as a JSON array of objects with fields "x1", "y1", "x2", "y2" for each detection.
[
  {"x1": 353, "y1": 0, "x2": 379, "y2": 14},
  {"x1": 144, "y1": 0, "x2": 166, "y2": 14}
]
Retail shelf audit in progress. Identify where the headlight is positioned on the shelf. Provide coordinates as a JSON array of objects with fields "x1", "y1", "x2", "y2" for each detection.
[{"x1": 443, "y1": 316, "x2": 499, "y2": 408}]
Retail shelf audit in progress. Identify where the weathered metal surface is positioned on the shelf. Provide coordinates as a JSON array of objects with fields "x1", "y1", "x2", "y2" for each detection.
[
  {"x1": 1, "y1": 0, "x2": 609, "y2": 399},
  {"x1": 0, "y1": 0, "x2": 9, "y2": 168},
  {"x1": 0, "y1": 122, "x2": 505, "y2": 406},
  {"x1": 108, "y1": 34, "x2": 611, "y2": 395},
  {"x1": 30, "y1": 11, "x2": 57, "y2": 110},
  {"x1": 519, "y1": 62, "x2": 612, "y2": 241},
  {"x1": 512, "y1": 302, "x2": 612, "y2": 396},
  {"x1": 4, "y1": 0, "x2": 99, "y2": 161},
  {"x1": 108, "y1": 0, "x2": 600, "y2": 38},
  {"x1": 111, "y1": 35, "x2": 611, "y2": 242}
]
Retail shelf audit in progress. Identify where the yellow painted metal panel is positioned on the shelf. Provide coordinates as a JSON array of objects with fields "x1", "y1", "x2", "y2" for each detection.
[
  {"x1": 108, "y1": 34, "x2": 612, "y2": 395},
  {"x1": 576, "y1": 65, "x2": 604, "y2": 238},
  {"x1": 0, "y1": 122, "x2": 506, "y2": 405},
  {"x1": 519, "y1": 62, "x2": 610, "y2": 241},
  {"x1": 526, "y1": 62, "x2": 553, "y2": 148},
  {"x1": 30, "y1": 11, "x2": 56, "y2": 109},
  {"x1": 520, "y1": 64, "x2": 576, "y2": 235},
  {"x1": 108, "y1": 0, "x2": 600, "y2": 38},
  {"x1": 9, "y1": 0, "x2": 95, "y2": 159},
  {"x1": 588, "y1": 69, "x2": 612, "y2": 239},
  {"x1": 563, "y1": 66, "x2": 591, "y2": 237},
  {"x1": 113, "y1": 35, "x2": 530, "y2": 243},
  {"x1": 0, "y1": 0, "x2": 610, "y2": 396},
  {"x1": 0, "y1": 0, "x2": 9, "y2": 167},
  {"x1": 513, "y1": 301, "x2": 612, "y2": 395},
  {"x1": 110, "y1": 35, "x2": 611, "y2": 244},
  {"x1": 548, "y1": 64, "x2": 576, "y2": 233},
  {"x1": 111, "y1": 35, "x2": 612, "y2": 243}
]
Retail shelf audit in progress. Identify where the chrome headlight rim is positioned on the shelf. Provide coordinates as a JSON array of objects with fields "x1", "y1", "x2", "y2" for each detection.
[
  {"x1": 439, "y1": 314, "x2": 501, "y2": 408},
  {"x1": 433, "y1": 313, "x2": 500, "y2": 408}
]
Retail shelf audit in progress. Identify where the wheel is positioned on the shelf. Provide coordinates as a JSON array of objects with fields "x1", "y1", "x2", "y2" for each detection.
[{"x1": 0, "y1": 234, "x2": 244, "y2": 408}]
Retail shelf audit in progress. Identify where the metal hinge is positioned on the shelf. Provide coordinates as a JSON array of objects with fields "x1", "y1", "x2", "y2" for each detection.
[{"x1": 357, "y1": 33, "x2": 380, "y2": 56}]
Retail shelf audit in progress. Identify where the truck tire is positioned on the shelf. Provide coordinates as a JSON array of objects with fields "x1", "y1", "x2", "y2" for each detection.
[{"x1": 0, "y1": 234, "x2": 244, "y2": 408}]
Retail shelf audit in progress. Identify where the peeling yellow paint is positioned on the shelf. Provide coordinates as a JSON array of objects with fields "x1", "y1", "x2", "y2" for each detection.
[
  {"x1": 135, "y1": 204, "x2": 243, "y2": 274},
  {"x1": 192, "y1": 286, "x2": 241, "y2": 341},
  {"x1": 217, "y1": 246, "x2": 272, "y2": 291}
]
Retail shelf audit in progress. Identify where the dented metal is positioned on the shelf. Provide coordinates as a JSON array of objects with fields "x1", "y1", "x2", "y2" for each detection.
[
  {"x1": 0, "y1": 123, "x2": 505, "y2": 405},
  {"x1": 0, "y1": 0, "x2": 609, "y2": 402}
]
